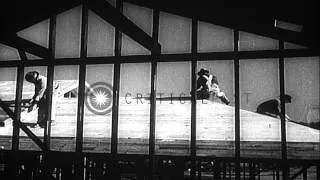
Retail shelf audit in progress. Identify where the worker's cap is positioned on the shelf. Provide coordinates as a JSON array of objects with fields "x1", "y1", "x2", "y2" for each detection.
[
  {"x1": 197, "y1": 68, "x2": 209, "y2": 76},
  {"x1": 25, "y1": 71, "x2": 39, "y2": 82}
]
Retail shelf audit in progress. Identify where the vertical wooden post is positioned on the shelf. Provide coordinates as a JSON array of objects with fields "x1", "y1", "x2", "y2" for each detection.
[
  {"x1": 279, "y1": 40, "x2": 288, "y2": 179},
  {"x1": 111, "y1": 0, "x2": 122, "y2": 156},
  {"x1": 9, "y1": 49, "x2": 26, "y2": 179},
  {"x1": 149, "y1": 58, "x2": 157, "y2": 179},
  {"x1": 149, "y1": 7, "x2": 160, "y2": 179},
  {"x1": 76, "y1": 0, "x2": 88, "y2": 153},
  {"x1": 44, "y1": 15, "x2": 56, "y2": 150},
  {"x1": 75, "y1": 1, "x2": 89, "y2": 179},
  {"x1": 110, "y1": 0, "x2": 123, "y2": 179},
  {"x1": 40, "y1": 15, "x2": 56, "y2": 179},
  {"x1": 234, "y1": 29, "x2": 241, "y2": 180},
  {"x1": 13, "y1": 50, "x2": 26, "y2": 150},
  {"x1": 190, "y1": 16, "x2": 197, "y2": 180},
  {"x1": 111, "y1": 58, "x2": 120, "y2": 155}
]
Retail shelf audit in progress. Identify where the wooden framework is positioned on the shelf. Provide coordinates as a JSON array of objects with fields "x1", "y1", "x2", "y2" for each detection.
[
  {"x1": 0, "y1": 48, "x2": 318, "y2": 67},
  {"x1": 0, "y1": 0, "x2": 319, "y2": 179}
]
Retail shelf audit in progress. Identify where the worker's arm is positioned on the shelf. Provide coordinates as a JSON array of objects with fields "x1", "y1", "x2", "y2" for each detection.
[
  {"x1": 33, "y1": 77, "x2": 47, "y2": 102},
  {"x1": 29, "y1": 77, "x2": 47, "y2": 112}
]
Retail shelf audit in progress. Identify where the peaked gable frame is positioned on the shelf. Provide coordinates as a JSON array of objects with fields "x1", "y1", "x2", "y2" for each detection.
[
  {"x1": 0, "y1": 0, "x2": 319, "y2": 179},
  {"x1": 0, "y1": 0, "x2": 160, "y2": 61},
  {"x1": 0, "y1": 1, "x2": 82, "y2": 59},
  {"x1": 0, "y1": 0, "x2": 319, "y2": 151},
  {"x1": 124, "y1": 0, "x2": 319, "y2": 50}
]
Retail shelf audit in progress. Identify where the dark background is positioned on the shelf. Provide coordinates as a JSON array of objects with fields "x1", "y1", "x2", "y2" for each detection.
[{"x1": 0, "y1": 0, "x2": 319, "y2": 49}]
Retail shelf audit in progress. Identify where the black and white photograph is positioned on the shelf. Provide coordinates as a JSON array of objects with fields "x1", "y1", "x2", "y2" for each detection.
[{"x1": 0, "y1": 0, "x2": 319, "y2": 179}]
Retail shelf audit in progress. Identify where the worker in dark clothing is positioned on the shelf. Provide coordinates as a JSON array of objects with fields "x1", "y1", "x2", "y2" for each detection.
[
  {"x1": 196, "y1": 68, "x2": 211, "y2": 99},
  {"x1": 256, "y1": 94, "x2": 292, "y2": 121},
  {"x1": 196, "y1": 68, "x2": 230, "y2": 105},
  {"x1": 25, "y1": 71, "x2": 47, "y2": 128}
]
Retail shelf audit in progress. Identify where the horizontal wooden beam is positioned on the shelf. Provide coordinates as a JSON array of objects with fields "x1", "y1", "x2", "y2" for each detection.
[
  {"x1": 0, "y1": 48, "x2": 318, "y2": 67},
  {"x1": 0, "y1": 36, "x2": 50, "y2": 59},
  {"x1": 88, "y1": 0, "x2": 160, "y2": 52}
]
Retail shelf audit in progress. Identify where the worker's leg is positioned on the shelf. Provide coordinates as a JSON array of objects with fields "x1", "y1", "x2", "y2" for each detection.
[
  {"x1": 219, "y1": 94, "x2": 230, "y2": 105},
  {"x1": 215, "y1": 90, "x2": 230, "y2": 105},
  {"x1": 196, "y1": 90, "x2": 210, "y2": 100},
  {"x1": 37, "y1": 99, "x2": 48, "y2": 128}
]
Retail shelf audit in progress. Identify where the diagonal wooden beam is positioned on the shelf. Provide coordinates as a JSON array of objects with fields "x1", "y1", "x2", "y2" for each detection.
[
  {"x1": 88, "y1": 0, "x2": 160, "y2": 52},
  {"x1": 0, "y1": 99, "x2": 48, "y2": 151},
  {"x1": 289, "y1": 165, "x2": 311, "y2": 180},
  {"x1": 0, "y1": 36, "x2": 50, "y2": 59},
  {"x1": 18, "y1": 120, "x2": 48, "y2": 151}
]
